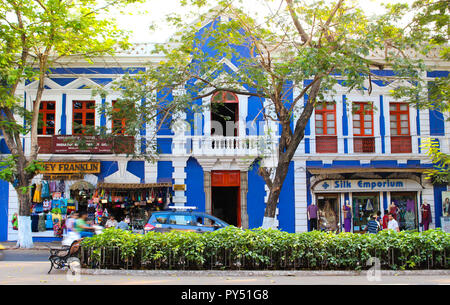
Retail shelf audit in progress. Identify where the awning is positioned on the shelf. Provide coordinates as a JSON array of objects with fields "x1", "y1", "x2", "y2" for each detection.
[
  {"x1": 70, "y1": 180, "x2": 95, "y2": 191},
  {"x1": 96, "y1": 182, "x2": 172, "y2": 189}
]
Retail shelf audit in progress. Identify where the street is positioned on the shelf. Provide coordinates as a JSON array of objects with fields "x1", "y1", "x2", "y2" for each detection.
[{"x1": 0, "y1": 250, "x2": 449, "y2": 285}]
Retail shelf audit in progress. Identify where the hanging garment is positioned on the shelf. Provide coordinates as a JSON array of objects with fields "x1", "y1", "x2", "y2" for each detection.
[
  {"x1": 48, "y1": 181, "x2": 57, "y2": 193},
  {"x1": 38, "y1": 214, "x2": 46, "y2": 232},
  {"x1": 31, "y1": 214, "x2": 39, "y2": 232},
  {"x1": 41, "y1": 181, "x2": 50, "y2": 198},
  {"x1": 365, "y1": 199, "x2": 374, "y2": 212},
  {"x1": 33, "y1": 184, "x2": 42, "y2": 203},
  {"x1": 421, "y1": 204, "x2": 432, "y2": 230},
  {"x1": 11, "y1": 213, "x2": 18, "y2": 230},
  {"x1": 43, "y1": 199, "x2": 51, "y2": 212},
  {"x1": 57, "y1": 180, "x2": 65, "y2": 193},
  {"x1": 46, "y1": 213, "x2": 53, "y2": 230}
]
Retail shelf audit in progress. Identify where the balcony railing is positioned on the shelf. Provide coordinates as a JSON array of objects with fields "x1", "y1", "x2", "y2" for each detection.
[
  {"x1": 391, "y1": 136, "x2": 412, "y2": 153},
  {"x1": 190, "y1": 136, "x2": 266, "y2": 156},
  {"x1": 354, "y1": 137, "x2": 375, "y2": 153},
  {"x1": 316, "y1": 136, "x2": 338, "y2": 153}
]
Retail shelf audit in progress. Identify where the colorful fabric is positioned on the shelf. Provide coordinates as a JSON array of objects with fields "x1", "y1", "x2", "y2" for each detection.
[{"x1": 307, "y1": 204, "x2": 318, "y2": 219}]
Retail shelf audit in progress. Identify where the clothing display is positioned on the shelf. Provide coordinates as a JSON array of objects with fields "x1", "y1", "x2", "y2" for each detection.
[
  {"x1": 421, "y1": 203, "x2": 432, "y2": 231},
  {"x1": 392, "y1": 194, "x2": 418, "y2": 231},
  {"x1": 307, "y1": 204, "x2": 318, "y2": 219},
  {"x1": 343, "y1": 205, "x2": 352, "y2": 232}
]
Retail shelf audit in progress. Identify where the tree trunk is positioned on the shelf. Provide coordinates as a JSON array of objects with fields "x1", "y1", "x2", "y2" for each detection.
[
  {"x1": 16, "y1": 189, "x2": 33, "y2": 248},
  {"x1": 260, "y1": 77, "x2": 322, "y2": 229}
]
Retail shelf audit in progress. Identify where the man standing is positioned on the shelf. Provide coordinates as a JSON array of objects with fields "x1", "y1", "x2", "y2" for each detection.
[{"x1": 387, "y1": 213, "x2": 400, "y2": 232}]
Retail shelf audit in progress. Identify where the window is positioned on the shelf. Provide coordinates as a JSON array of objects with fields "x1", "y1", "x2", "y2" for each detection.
[
  {"x1": 72, "y1": 100, "x2": 95, "y2": 135},
  {"x1": 38, "y1": 101, "x2": 56, "y2": 135},
  {"x1": 112, "y1": 100, "x2": 126, "y2": 135},
  {"x1": 211, "y1": 91, "x2": 239, "y2": 137},
  {"x1": 353, "y1": 102, "x2": 373, "y2": 136},
  {"x1": 315, "y1": 103, "x2": 336, "y2": 136},
  {"x1": 389, "y1": 103, "x2": 410, "y2": 136},
  {"x1": 315, "y1": 103, "x2": 337, "y2": 153},
  {"x1": 168, "y1": 215, "x2": 196, "y2": 226},
  {"x1": 353, "y1": 102, "x2": 375, "y2": 153},
  {"x1": 389, "y1": 103, "x2": 412, "y2": 153}
]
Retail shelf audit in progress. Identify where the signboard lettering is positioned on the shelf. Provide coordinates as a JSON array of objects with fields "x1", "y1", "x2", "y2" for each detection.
[{"x1": 41, "y1": 162, "x2": 100, "y2": 174}]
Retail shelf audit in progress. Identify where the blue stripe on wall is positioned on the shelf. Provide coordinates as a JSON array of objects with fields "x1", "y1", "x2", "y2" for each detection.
[
  {"x1": 433, "y1": 184, "x2": 447, "y2": 228},
  {"x1": 247, "y1": 161, "x2": 266, "y2": 229},
  {"x1": 277, "y1": 161, "x2": 295, "y2": 233},
  {"x1": 61, "y1": 94, "x2": 67, "y2": 135},
  {"x1": 185, "y1": 157, "x2": 205, "y2": 212},
  {"x1": 157, "y1": 161, "x2": 173, "y2": 184},
  {"x1": 0, "y1": 179, "x2": 9, "y2": 241}
]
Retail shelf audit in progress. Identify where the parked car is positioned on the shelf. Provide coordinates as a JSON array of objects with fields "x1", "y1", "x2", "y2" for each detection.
[{"x1": 144, "y1": 206, "x2": 230, "y2": 233}]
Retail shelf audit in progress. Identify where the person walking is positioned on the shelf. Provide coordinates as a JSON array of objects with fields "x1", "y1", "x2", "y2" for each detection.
[
  {"x1": 387, "y1": 213, "x2": 400, "y2": 232},
  {"x1": 75, "y1": 211, "x2": 96, "y2": 238}
]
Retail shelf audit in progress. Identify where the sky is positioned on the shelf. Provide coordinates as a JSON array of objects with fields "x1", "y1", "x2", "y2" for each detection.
[{"x1": 105, "y1": 0, "x2": 415, "y2": 43}]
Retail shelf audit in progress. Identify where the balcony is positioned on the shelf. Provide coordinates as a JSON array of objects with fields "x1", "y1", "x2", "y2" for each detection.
[
  {"x1": 316, "y1": 136, "x2": 338, "y2": 153},
  {"x1": 353, "y1": 137, "x2": 375, "y2": 153},
  {"x1": 37, "y1": 135, "x2": 135, "y2": 154},
  {"x1": 391, "y1": 136, "x2": 412, "y2": 153},
  {"x1": 189, "y1": 136, "x2": 265, "y2": 157}
]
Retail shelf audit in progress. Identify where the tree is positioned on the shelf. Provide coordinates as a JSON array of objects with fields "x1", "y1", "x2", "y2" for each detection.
[
  {"x1": 0, "y1": 0, "x2": 142, "y2": 248},
  {"x1": 113, "y1": 0, "x2": 441, "y2": 228}
]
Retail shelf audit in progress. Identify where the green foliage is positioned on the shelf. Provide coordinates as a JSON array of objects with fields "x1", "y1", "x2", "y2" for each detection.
[
  {"x1": 421, "y1": 138, "x2": 450, "y2": 184},
  {"x1": 80, "y1": 228, "x2": 450, "y2": 270}
]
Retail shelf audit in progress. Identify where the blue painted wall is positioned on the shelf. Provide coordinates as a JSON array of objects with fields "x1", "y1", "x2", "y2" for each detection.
[
  {"x1": 247, "y1": 161, "x2": 266, "y2": 229},
  {"x1": 277, "y1": 161, "x2": 295, "y2": 233},
  {"x1": 433, "y1": 184, "x2": 447, "y2": 228},
  {"x1": 157, "y1": 161, "x2": 173, "y2": 184},
  {"x1": 0, "y1": 179, "x2": 9, "y2": 241},
  {"x1": 127, "y1": 161, "x2": 145, "y2": 183},
  {"x1": 96, "y1": 161, "x2": 118, "y2": 181},
  {"x1": 185, "y1": 157, "x2": 205, "y2": 212}
]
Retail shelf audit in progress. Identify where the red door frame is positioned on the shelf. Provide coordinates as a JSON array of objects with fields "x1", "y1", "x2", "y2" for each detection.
[{"x1": 211, "y1": 170, "x2": 241, "y2": 227}]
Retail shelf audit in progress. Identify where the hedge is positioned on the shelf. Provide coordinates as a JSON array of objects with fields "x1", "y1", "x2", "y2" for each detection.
[{"x1": 79, "y1": 227, "x2": 450, "y2": 271}]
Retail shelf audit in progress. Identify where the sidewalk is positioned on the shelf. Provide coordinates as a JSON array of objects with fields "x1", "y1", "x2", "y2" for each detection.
[{"x1": 1, "y1": 241, "x2": 62, "y2": 250}]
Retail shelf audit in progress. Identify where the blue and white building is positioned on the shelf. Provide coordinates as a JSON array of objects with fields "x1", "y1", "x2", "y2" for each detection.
[{"x1": 1, "y1": 21, "x2": 449, "y2": 242}]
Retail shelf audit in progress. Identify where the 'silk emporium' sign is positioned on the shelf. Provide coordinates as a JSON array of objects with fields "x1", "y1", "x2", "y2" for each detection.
[{"x1": 313, "y1": 179, "x2": 423, "y2": 193}]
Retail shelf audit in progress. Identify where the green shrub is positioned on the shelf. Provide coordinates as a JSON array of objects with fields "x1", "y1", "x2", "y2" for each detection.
[{"x1": 79, "y1": 228, "x2": 450, "y2": 270}]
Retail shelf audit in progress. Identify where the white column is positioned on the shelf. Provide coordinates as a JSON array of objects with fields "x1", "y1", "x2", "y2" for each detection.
[
  {"x1": 294, "y1": 160, "x2": 308, "y2": 232},
  {"x1": 172, "y1": 157, "x2": 189, "y2": 206}
]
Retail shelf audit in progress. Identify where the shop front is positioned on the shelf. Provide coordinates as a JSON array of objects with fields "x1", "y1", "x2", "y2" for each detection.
[
  {"x1": 312, "y1": 178, "x2": 424, "y2": 233},
  {"x1": 14, "y1": 161, "x2": 101, "y2": 240},
  {"x1": 93, "y1": 182, "x2": 172, "y2": 233}
]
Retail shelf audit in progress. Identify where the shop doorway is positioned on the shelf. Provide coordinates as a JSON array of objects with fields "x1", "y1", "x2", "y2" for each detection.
[
  {"x1": 390, "y1": 192, "x2": 418, "y2": 231},
  {"x1": 316, "y1": 193, "x2": 340, "y2": 232},
  {"x1": 352, "y1": 193, "x2": 380, "y2": 233},
  {"x1": 211, "y1": 171, "x2": 241, "y2": 227}
]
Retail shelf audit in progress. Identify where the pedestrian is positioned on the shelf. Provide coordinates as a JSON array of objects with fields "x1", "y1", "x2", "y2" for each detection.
[
  {"x1": 387, "y1": 213, "x2": 400, "y2": 232},
  {"x1": 75, "y1": 211, "x2": 96, "y2": 238},
  {"x1": 115, "y1": 216, "x2": 129, "y2": 230},
  {"x1": 382, "y1": 210, "x2": 389, "y2": 230},
  {"x1": 365, "y1": 215, "x2": 381, "y2": 234},
  {"x1": 105, "y1": 215, "x2": 118, "y2": 229}
]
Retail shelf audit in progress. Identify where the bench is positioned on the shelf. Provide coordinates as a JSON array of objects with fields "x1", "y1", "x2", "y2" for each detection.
[{"x1": 48, "y1": 238, "x2": 83, "y2": 274}]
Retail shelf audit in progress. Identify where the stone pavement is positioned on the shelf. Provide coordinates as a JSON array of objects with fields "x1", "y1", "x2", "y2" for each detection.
[{"x1": 1, "y1": 241, "x2": 62, "y2": 250}]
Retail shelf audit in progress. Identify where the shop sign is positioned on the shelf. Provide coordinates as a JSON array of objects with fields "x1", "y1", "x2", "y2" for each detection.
[
  {"x1": 41, "y1": 162, "x2": 100, "y2": 174},
  {"x1": 173, "y1": 184, "x2": 186, "y2": 191},
  {"x1": 53, "y1": 135, "x2": 112, "y2": 154},
  {"x1": 313, "y1": 179, "x2": 423, "y2": 193}
]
